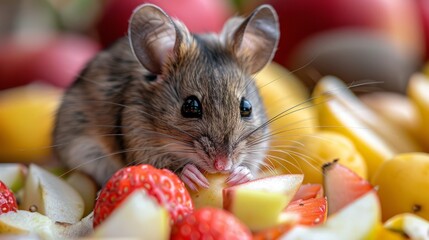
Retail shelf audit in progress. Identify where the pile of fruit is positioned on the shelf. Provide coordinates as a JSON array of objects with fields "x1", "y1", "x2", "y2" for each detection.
[{"x1": 2, "y1": 0, "x2": 429, "y2": 239}]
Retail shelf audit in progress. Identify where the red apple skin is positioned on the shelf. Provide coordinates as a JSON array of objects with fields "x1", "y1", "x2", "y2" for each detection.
[
  {"x1": 0, "y1": 35, "x2": 100, "y2": 90},
  {"x1": 264, "y1": 0, "x2": 424, "y2": 67},
  {"x1": 96, "y1": 0, "x2": 232, "y2": 47},
  {"x1": 415, "y1": 0, "x2": 429, "y2": 60}
]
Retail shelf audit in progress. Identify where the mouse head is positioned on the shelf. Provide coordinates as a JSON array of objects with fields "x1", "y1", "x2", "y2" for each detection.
[{"x1": 125, "y1": 4, "x2": 279, "y2": 173}]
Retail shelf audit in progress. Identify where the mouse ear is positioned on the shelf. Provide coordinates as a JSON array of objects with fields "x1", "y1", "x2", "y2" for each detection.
[
  {"x1": 222, "y1": 5, "x2": 279, "y2": 74},
  {"x1": 128, "y1": 4, "x2": 185, "y2": 74}
]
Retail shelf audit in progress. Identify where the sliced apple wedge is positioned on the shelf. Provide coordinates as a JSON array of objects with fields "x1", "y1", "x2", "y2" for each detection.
[
  {"x1": 93, "y1": 189, "x2": 170, "y2": 239},
  {"x1": 66, "y1": 171, "x2": 97, "y2": 217},
  {"x1": 223, "y1": 174, "x2": 303, "y2": 232},
  {"x1": 188, "y1": 173, "x2": 228, "y2": 209},
  {"x1": 281, "y1": 191, "x2": 381, "y2": 240},
  {"x1": 22, "y1": 164, "x2": 84, "y2": 224},
  {"x1": 384, "y1": 213, "x2": 429, "y2": 240},
  {"x1": 0, "y1": 210, "x2": 93, "y2": 239},
  {"x1": 0, "y1": 163, "x2": 27, "y2": 192}
]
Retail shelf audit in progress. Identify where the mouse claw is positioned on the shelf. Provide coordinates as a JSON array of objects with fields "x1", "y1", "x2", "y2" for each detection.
[
  {"x1": 226, "y1": 165, "x2": 253, "y2": 186},
  {"x1": 180, "y1": 164, "x2": 209, "y2": 191}
]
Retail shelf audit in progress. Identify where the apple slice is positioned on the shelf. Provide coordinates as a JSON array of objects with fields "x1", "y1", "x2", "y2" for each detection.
[
  {"x1": 0, "y1": 163, "x2": 27, "y2": 192},
  {"x1": 281, "y1": 191, "x2": 381, "y2": 240},
  {"x1": 384, "y1": 213, "x2": 429, "y2": 239},
  {"x1": 188, "y1": 173, "x2": 228, "y2": 209},
  {"x1": 22, "y1": 164, "x2": 84, "y2": 224},
  {"x1": 93, "y1": 189, "x2": 170, "y2": 239},
  {"x1": 0, "y1": 210, "x2": 93, "y2": 239},
  {"x1": 292, "y1": 183, "x2": 323, "y2": 201},
  {"x1": 323, "y1": 160, "x2": 373, "y2": 215},
  {"x1": 223, "y1": 174, "x2": 303, "y2": 232},
  {"x1": 66, "y1": 171, "x2": 97, "y2": 217}
]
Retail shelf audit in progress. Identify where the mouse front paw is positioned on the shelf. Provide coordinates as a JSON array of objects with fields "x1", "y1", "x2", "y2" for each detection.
[
  {"x1": 226, "y1": 165, "x2": 253, "y2": 186},
  {"x1": 180, "y1": 164, "x2": 209, "y2": 191}
]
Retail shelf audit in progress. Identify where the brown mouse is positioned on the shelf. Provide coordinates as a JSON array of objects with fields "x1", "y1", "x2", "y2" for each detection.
[{"x1": 53, "y1": 3, "x2": 280, "y2": 190}]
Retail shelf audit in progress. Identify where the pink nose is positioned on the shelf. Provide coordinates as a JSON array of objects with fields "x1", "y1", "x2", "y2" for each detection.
[{"x1": 214, "y1": 157, "x2": 229, "y2": 171}]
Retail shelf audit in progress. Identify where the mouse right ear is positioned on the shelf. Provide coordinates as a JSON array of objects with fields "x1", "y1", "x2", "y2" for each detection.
[{"x1": 128, "y1": 4, "x2": 186, "y2": 74}]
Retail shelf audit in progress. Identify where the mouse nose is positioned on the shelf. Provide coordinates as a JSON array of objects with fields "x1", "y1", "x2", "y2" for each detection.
[{"x1": 214, "y1": 156, "x2": 231, "y2": 171}]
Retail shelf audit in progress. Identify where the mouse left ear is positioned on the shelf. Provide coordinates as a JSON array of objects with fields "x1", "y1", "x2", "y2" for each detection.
[{"x1": 222, "y1": 5, "x2": 279, "y2": 74}]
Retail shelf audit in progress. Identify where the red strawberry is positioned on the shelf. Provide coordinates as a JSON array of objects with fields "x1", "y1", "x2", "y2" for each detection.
[
  {"x1": 323, "y1": 159, "x2": 373, "y2": 215},
  {"x1": 171, "y1": 207, "x2": 252, "y2": 240},
  {"x1": 292, "y1": 183, "x2": 324, "y2": 201},
  {"x1": 93, "y1": 164, "x2": 193, "y2": 227},
  {"x1": 0, "y1": 181, "x2": 18, "y2": 214},
  {"x1": 253, "y1": 197, "x2": 327, "y2": 240}
]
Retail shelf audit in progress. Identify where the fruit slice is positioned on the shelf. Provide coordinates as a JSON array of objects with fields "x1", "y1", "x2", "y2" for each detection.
[
  {"x1": 253, "y1": 197, "x2": 328, "y2": 239},
  {"x1": 323, "y1": 160, "x2": 373, "y2": 215},
  {"x1": 0, "y1": 181, "x2": 18, "y2": 214},
  {"x1": 384, "y1": 213, "x2": 429, "y2": 240},
  {"x1": 292, "y1": 183, "x2": 323, "y2": 201},
  {"x1": 281, "y1": 130, "x2": 367, "y2": 184},
  {"x1": 188, "y1": 173, "x2": 228, "y2": 209},
  {"x1": 66, "y1": 171, "x2": 97, "y2": 217},
  {"x1": 0, "y1": 163, "x2": 27, "y2": 192},
  {"x1": 372, "y1": 152, "x2": 429, "y2": 221},
  {"x1": 93, "y1": 164, "x2": 192, "y2": 227},
  {"x1": 93, "y1": 190, "x2": 170, "y2": 239},
  {"x1": 281, "y1": 191, "x2": 381, "y2": 240},
  {"x1": 407, "y1": 74, "x2": 429, "y2": 151},
  {"x1": 223, "y1": 174, "x2": 303, "y2": 231},
  {"x1": 0, "y1": 210, "x2": 93, "y2": 238},
  {"x1": 171, "y1": 207, "x2": 252, "y2": 240},
  {"x1": 22, "y1": 164, "x2": 84, "y2": 223}
]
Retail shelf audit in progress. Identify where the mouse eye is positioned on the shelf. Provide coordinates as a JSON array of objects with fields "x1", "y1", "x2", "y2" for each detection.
[
  {"x1": 182, "y1": 96, "x2": 202, "y2": 118},
  {"x1": 240, "y1": 97, "x2": 252, "y2": 118}
]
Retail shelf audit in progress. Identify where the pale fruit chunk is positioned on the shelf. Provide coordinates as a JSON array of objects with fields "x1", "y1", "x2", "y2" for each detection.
[
  {"x1": 0, "y1": 163, "x2": 27, "y2": 192},
  {"x1": 372, "y1": 152, "x2": 429, "y2": 221},
  {"x1": 254, "y1": 63, "x2": 317, "y2": 170},
  {"x1": 223, "y1": 174, "x2": 303, "y2": 232},
  {"x1": 93, "y1": 190, "x2": 170, "y2": 240},
  {"x1": 384, "y1": 213, "x2": 429, "y2": 240},
  {"x1": 281, "y1": 191, "x2": 381, "y2": 240},
  {"x1": 314, "y1": 76, "x2": 420, "y2": 153},
  {"x1": 407, "y1": 74, "x2": 429, "y2": 151},
  {"x1": 22, "y1": 164, "x2": 84, "y2": 224},
  {"x1": 359, "y1": 92, "x2": 420, "y2": 140},
  {"x1": 66, "y1": 171, "x2": 97, "y2": 217},
  {"x1": 189, "y1": 173, "x2": 228, "y2": 209},
  {"x1": 0, "y1": 83, "x2": 62, "y2": 163},
  {"x1": 280, "y1": 131, "x2": 367, "y2": 184},
  {"x1": 0, "y1": 210, "x2": 93, "y2": 239}
]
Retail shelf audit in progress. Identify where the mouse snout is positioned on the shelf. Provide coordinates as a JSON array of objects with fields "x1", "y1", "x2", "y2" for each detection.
[{"x1": 214, "y1": 156, "x2": 232, "y2": 171}]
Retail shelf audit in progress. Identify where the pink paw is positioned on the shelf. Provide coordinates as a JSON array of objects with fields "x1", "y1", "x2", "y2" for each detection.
[
  {"x1": 180, "y1": 164, "x2": 209, "y2": 191},
  {"x1": 226, "y1": 166, "x2": 253, "y2": 186}
]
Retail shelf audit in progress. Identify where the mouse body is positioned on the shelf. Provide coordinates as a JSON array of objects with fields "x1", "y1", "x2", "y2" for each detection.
[{"x1": 53, "y1": 4, "x2": 280, "y2": 189}]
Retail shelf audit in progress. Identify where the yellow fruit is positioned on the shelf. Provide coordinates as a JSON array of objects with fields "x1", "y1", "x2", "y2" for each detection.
[
  {"x1": 384, "y1": 213, "x2": 429, "y2": 239},
  {"x1": 0, "y1": 84, "x2": 62, "y2": 163},
  {"x1": 407, "y1": 74, "x2": 429, "y2": 151},
  {"x1": 276, "y1": 130, "x2": 367, "y2": 184},
  {"x1": 372, "y1": 152, "x2": 429, "y2": 221},
  {"x1": 188, "y1": 173, "x2": 228, "y2": 209},
  {"x1": 254, "y1": 63, "x2": 316, "y2": 169}
]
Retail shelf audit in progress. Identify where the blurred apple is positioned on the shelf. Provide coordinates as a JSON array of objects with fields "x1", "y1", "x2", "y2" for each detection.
[
  {"x1": 0, "y1": 83, "x2": 62, "y2": 163},
  {"x1": 407, "y1": 74, "x2": 429, "y2": 151},
  {"x1": 96, "y1": 0, "x2": 232, "y2": 47},
  {"x1": 263, "y1": 0, "x2": 424, "y2": 92},
  {"x1": 0, "y1": 35, "x2": 100, "y2": 90}
]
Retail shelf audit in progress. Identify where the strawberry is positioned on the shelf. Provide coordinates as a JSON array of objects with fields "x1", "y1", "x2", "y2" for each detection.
[
  {"x1": 253, "y1": 197, "x2": 327, "y2": 240},
  {"x1": 171, "y1": 207, "x2": 252, "y2": 240},
  {"x1": 323, "y1": 159, "x2": 373, "y2": 215},
  {"x1": 93, "y1": 164, "x2": 193, "y2": 227},
  {"x1": 0, "y1": 181, "x2": 18, "y2": 214}
]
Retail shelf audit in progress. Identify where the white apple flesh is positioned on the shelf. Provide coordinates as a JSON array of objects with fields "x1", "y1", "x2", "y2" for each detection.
[
  {"x1": 93, "y1": 189, "x2": 170, "y2": 239},
  {"x1": 0, "y1": 163, "x2": 27, "y2": 192},
  {"x1": 66, "y1": 171, "x2": 97, "y2": 217},
  {"x1": 22, "y1": 164, "x2": 84, "y2": 224},
  {"x1": 223, "y1": 174, "x2": 303, "y2": 232}
]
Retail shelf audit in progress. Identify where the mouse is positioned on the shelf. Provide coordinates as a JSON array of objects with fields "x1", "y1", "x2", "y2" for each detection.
[{"x1": 53, "y1": 3, "x2": 280, "y2": 191}]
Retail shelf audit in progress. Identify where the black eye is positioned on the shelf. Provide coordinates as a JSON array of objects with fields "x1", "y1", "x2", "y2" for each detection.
[
  {"x1": 181, "y1": 96, "x2": 202, "y2": 118},
  {"x1": 144, "y1": 74, "x2": 157, "y2": 82},
  {"x1": 240, "y1": 98, "x2": 252, "y2": 118}
]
